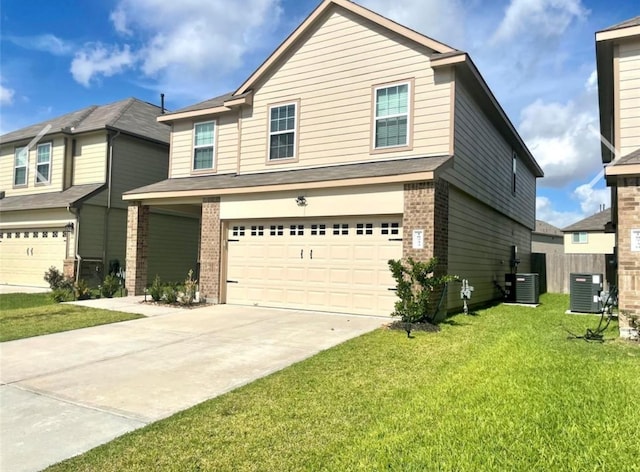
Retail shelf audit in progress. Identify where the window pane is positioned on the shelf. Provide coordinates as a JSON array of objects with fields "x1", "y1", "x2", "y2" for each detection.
[
  {"x1": 14, "y1": 167, "x2": 26, "y2": 185},
  {"x1": 194, "y1": 147, "x2": 213, "y2": 169},
  {"x1": 36, "y1": 164, "x2": 50, "y2": 183},
  {"x1": 270, "y1": 132, "x2": 294, "y2": 159},
  {"x1": 376, "y1": 116, "x2": 407, "y2": 147},
  {"x1": 195, "y1": 122, "x2": 214, "y2": 146},
  {"x1": 270, "y1": 105, "x2": 295, "y2": 133},
  {"x1": 15, "y1": 148, "x2": 27, "y2": 166},
  {"x1": 376, "y1": 84, "x2": 408, "y2": 117},
  {"x1": 37, "y1": 144, "x2": 50, "y2": 163}
]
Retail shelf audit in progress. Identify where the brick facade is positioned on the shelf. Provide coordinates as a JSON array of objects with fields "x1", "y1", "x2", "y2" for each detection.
[
  {"x1": 199, "y1": 197, "x2": 222, "y2": 303},
  {"x1": 63, "y1": 258, "x2": 76, "y2": 280},
  {"x1": 403, "y1": 180, "x2": 449, "y2": 271},
  {"x1": 125, "y1": 202, "x2": 149, "y2": 295},
  {"x1": 616, "y1": 177, "x2": 640, "y2": 339},
  {"x1": 402, "y1": 179, "x2": 450, "y2": 313}
]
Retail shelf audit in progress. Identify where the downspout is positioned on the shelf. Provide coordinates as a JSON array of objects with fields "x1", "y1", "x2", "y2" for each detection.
[
  {"x1": 103, "y1": 130, "x2": 121, "y2": 274},
  {"x1": 67, "y1": 205, "x2": 81, "y2": 283}
]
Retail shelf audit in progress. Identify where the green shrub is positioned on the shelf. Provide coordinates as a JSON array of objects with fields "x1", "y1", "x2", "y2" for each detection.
[
  {"x1": 73, "y1": 279, "x2": 91, "y2": 300},
  {"x1": 101, "y1": 274, "x2": 120, "y2": 298},
  {"x1": 50, "y1": 287, "x2": 74, "y2": 303},
  {"x1": 180, "y1": 269, "x2": 198, "y2": 306},
  {"x1": 163, "y1": 284, "x2": 179, "y2": 304},
  {"x1": 149, "y1": 275, "x2": 163, "y2": 302},
  {"x1": 44, "y1": 266, "x2": 65, "y2": 289},
  {"x1": 388, "y1": 257, "x2": 457, "y2": 335}
]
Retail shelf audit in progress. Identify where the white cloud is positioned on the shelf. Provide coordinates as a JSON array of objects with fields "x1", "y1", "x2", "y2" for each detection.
[
  {"x1": 492, "y1": 0, "x2": 588, "y2": 44},
  {"x1": 70, "y1": 43, "x2": 136, "y2": 87},
  {"x1": 95, "y1": 0, "x2": 283, "y2": 98},
  {"x1": 358, "y1": 0, "x2": 467, "y2": 49},
  {"x1": 536, "y1": 196, "x2": 583, "y2": 228},
  {"x1": 0, "y1": 84, "x2": 15, "y2": 105},
  {"x1": 519, "y1": 94, "x2": 600, "y2": 188},
  {"x1": 585, "y1": 69, "x2": 598, "y2": 93},
  {"x1": 573, "y1": 184, "x2": 611, "y2": 215},
  {"x1": 8, "y1": 34, "x2": 74, "y2": 55},
  {"x1": 110, "y1": 7, "x2": 131, "y2": 36}
]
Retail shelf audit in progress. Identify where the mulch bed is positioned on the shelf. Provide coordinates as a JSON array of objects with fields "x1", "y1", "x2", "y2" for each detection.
[{"x1": 386, "y1": 320, "x2": 440, "y2": 333}]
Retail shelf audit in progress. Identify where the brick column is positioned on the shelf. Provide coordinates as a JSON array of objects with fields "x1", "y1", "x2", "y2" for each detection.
[
  {"x1": 402, "y1": 179, "x2": 450, "y2": 315},
  {"x1": 63, "y1": 258, "x2": 76, "y2": 279},
  {"x1": 199, "y1": 197, "x2": 221, "y2": 303},
  {"x1": 125, "y1": 202, "x2": 149, "y2": 295},
  {"x1": 617, "y1": 177, "x2": 640, "y2": 339}
]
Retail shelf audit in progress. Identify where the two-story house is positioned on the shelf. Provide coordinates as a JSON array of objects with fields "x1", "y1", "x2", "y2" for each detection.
[
  {"x1": 596, "y1": 17, "x2": 640, "y2": 338},
  {"x1": 124, "y1": 0, "x2": 543, "y2": 316},
  {"x1": 0, "y1": 98, "x2": 199, "y2": 287}
]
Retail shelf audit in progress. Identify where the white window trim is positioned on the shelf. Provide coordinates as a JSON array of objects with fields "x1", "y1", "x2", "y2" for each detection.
[
  {"x1": 373, "y1": 81, "x2": 411, "y2": 150},
  {"x1": 193, "y1": 120, "x2": 216, "y2": 171},
  {"x1": 572, "y1": 232, "x2": 588, "y2": 244},
  {"x1": 35, "y1": 142, "x2": 52, "y2": 185},
  {"x1": 14, "y1": 146, "x2": 27, "y2": 187},
  {"x1": 268, "y1": 101, "x2": 298, "y2": 162},
  {"x1": 512, "y1": 151, "x2": 517, "y2": 194}
]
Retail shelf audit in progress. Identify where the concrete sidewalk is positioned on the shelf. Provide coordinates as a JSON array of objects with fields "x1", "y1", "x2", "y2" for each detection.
[
  {"x1": 0, "y1": 302, "x2": 384, "y2": 472},
  {"x1": 0, "y1": 285, "x2": 49, "y2": 294}
]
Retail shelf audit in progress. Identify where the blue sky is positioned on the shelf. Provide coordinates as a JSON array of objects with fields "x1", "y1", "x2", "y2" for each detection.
[{"x1": 1, "y1": 0, "x2": 637, "y2": 228}]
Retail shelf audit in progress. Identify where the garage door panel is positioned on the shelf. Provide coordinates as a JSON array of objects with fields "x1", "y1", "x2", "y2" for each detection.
[
  {"x1": 226, "y1": 217, "x2": 402, "y2": 316},
  {"x1": 0, "y1": 230, "x2": 67, "y2": 287}
]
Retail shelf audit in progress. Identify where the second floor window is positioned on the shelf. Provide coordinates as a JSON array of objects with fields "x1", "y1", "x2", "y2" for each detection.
[
  {"x1": 269, "y1": 103, "x2": 297, "y2": 160},
  {"x1": 36, "y1": 143, "x2": 51, "y2": 184},
  {"x1": 572, "y1": 232, "x2": 588, "y2": 244},
  {"x1": 14, "y1": 147, "x2": 27, "y2": 186},
  {"x1": 375, "y1": 82, "x2": 409, "y2": 149},
  {"x1": 194, "y1": 121, "x2": 215, "y2": 170}
]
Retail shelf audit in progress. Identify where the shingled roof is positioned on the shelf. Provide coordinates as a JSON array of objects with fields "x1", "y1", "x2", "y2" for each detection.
[
  {"x1": 534, "y1": 220, "x2": 563, "y2": 236},
  {"x1": 0, "y1": 183, "x2": 105, "y2": 212},
  {"x1": 125, "y1": 155, "x2": 452, "y2": 196},
  {"x1": 563, "y1": 208, "x2": 612, "y2": 232},
  {"x1": 0, "y1": 98, "x2": 169, "y2": 145},
  {"x1": 599, "y1": 15, "x2": 640, "y2": 32}
]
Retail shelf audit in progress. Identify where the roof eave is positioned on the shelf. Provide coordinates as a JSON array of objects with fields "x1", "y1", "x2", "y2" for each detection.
[
  {"x1": 432, "y1": 54, "x2": 544, "y2": 178},
  {"x1": 157, "y1": 93, "x2": 252, "y2": 123}
]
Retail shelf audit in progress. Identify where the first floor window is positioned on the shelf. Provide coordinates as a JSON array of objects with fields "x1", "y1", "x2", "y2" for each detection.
[
  {"x1": 14, "y1": 146, "x2": 27, "y2": 186},
  {"x1": 572, "y1": 232, "x2": 588, "y2": 244},
  {"x1": 36, "y1": 143, "x2": 51, "y2": 184},
  {"x1": 374, "y1": 83, "x2": 409, "y2": 148},
  {"x1": 269, "y1": 103, "x2": 297, "y2": 160},
  {"x1": 194, "y1": 121, "x2": 215, "y2": 170}
]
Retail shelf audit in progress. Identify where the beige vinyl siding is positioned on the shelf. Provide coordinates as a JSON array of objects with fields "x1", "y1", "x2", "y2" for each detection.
[
  {"x1": 169, "y1": 115, "x2": 238, "y2": 178},
  {"x1": 618, "y1": 38, "x2": 640, "y2": 157},
  {"x1": 563, "y1": 232, "x2": 615, "y2": 254},
  {"x1": 147, "y1": 212, "x2": 200, "y2": 283},
  {"x1": 448, "y1": 81, "x2": 536, "y2": 229},
  {"x1": 78, "y1": 204, "x2": 105, "y2": 258},
  {"x1": 0, "y1": 136, "x2": 65, "y2": 196},
  {"x1": 447, "y1": 187, "x2": 532, "y2": 311},
  {"x1": 110, "y1": 135, "x2": 169, "y2": 208},
  {"x1": 239, "y1": 8, "x2": 452, "y2": 173},
  {"x1": 73, "y1": 132, "x2": 107, "y2": 185}
]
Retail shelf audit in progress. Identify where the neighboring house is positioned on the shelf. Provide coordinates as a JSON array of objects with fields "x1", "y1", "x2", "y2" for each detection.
[
  {"x1": 124, "y1": 0, "x2": 543, "y2": 316},
  {"x1": 0, "y1": 98, "x2": 199, "y2": 287},
  {"x1": 562, "y1": 208, "x2": 615, "y2": 255},
  {"x1": 532, "y1": 220, "x2": 564, "y2": 254},
  {"x1": 596, "y1": 16, "x2": 640, "y2": 338}
]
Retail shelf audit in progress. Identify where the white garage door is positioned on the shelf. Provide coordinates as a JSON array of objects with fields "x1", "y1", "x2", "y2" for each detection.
[
  {"x1": 0, "y1": 229, "x2": 67, "y2": 287},
  {"x1": 226, "y1": 217, "x2": 402, "y2": 316}
]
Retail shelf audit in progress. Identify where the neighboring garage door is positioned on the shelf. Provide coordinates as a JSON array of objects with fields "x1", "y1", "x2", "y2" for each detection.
[
  {"x1": 226, "y1": 217, "x2": 402, "y2": 316},
  {"x1": 0, "y1": 229, "x2": 67, "y2": 286}
]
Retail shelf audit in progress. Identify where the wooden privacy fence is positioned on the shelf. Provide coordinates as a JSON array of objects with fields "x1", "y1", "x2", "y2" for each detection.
[{"x1": 531, "y1": 253, "x2": 615, "y2": 294}]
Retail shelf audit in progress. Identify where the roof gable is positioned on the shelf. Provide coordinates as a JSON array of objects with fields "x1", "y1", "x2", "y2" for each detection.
[{"x1": 233, "y1": 0, "x2": 456, "y2": 96}]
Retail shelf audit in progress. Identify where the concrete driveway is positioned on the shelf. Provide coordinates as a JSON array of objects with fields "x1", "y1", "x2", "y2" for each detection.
[{"x1": 0, "y1": 303, "x2": 385, "y2": 472}]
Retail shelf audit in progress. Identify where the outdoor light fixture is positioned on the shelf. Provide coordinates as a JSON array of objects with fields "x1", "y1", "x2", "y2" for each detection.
[
  {"x1": 295, "y1": 196, "x2": 307, "y2": 207},
  {"x1": 64, "y1": 222, "x2": 75, "y2": 233}
]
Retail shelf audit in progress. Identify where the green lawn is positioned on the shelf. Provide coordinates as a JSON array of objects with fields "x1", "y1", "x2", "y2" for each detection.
[
  {"x1": 0, "y1": 293, "x2": 143, "y2": 342},
  {"x1": 48, "y1": 293, "x2": 639, "y2": 471}
]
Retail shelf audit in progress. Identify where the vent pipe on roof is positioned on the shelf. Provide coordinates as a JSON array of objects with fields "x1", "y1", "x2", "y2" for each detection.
[{"x1": 160, "y1": 93, "x2": 165, "y2": 114}]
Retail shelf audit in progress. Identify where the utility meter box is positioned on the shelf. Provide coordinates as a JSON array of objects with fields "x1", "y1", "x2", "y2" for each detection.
[{"x1": 570, "y1": 273, "x2": 603, "y2": 313}]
